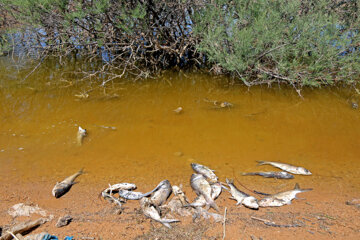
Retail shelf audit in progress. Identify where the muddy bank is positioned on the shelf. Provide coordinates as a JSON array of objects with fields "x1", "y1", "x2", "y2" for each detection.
[{"x1": 0, "y1": 178, "x2": 359, "y2": 239}]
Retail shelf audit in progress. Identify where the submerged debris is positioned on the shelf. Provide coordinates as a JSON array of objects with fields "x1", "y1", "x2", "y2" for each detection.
[
  {"x1": 173, "y1": 107, "x2": 183, "y2": 114},
  {"x1": 77, "y1": 126, "x2": 87, "y2": 145}
]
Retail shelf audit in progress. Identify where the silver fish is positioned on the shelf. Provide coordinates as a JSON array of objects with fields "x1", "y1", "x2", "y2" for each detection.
[
  {"x1": 190, "y1": 173, "x2": 219, "y2": 211},
  {"x1": 257, "y1": 161, "x2": 312, "y2": 175},
  {"x1": 77, "y1": 126, "x2": 87, "y2": 145},
  {"x1": 140, "y1": 198, "x2": 179, "y2": 228},
  {"x1": 242, "y1": 171, "x2": 294, "y2": 179},
  {"x1": 52, "y1": 169, "x2": 84, "y2": 198},
  {"x1": 186, "y1": 182, "x2": 222, "y2": 208},
  {"x1": 259, "y1": 183, "x2": 312, "y2": 207},
  {"x1": 191, "y1": 163, "x2": 218, "y2": 183},
  {"x1": 150, "y1": 180, "x2": 172, "y2": 207},
  {"x1": 226, "y1": 179, "x2": 259, "y2": 209}
]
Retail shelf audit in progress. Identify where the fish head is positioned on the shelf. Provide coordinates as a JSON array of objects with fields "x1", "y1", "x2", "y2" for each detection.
[
  {"x1": 243, "y1": 196, "x2": 259, "y2": 209},
  {"x1": 172, "y1": 185, "x2": 183, "y2": 196},
  {"x1": 297, "y1": 167, "x2": 312, "y2": 175}
]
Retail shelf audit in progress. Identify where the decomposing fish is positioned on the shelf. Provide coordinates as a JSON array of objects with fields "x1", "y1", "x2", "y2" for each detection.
[
  {"x1": 190, "y1": 173, "x2": 219, "y2": 211},
  {"x1": 52, "y1": 169, "x2": 84, "y2": 198},
  {"x1": 77, "y1": 126, "x2": 87, "y2": 145},
  {"x1": 150, "y1": 180, "x2": 172, "y2": 207},
  {"x1": 258, "y1": 183, "x2": 312, "y2": 207},
  {"x1": 226, "y1": 179, "x2": 259, "y2": 209},
  {"x1": 186, "y1": 182, "x2": 222, "y2": 208},
  {"x1": 172, "y1": 185, "x2": 189, "y2": 205},
  {"x1": 203, "y1": 98, "x2": 233, "y2": 108},
  {"x1": 257, "y1": 161, "x2": 312, "y2": 175},
  {"x1": 102, "y1": 183, "x2": 137, "y2": 198},
  {"x1": 242, "y1": 171, "x2": 294, "y2": 179},
  {"x1": 140, "y1": 198, "x2": 180, "y2": 229},
  {"x1": 118, "y1": 180, "x2": 166, "y2": 200},
  {"x1": 118, "y1": 189, "x2": 154, "y2": 200},
  {"x1": 173, "y1": 107, "x2": 183, "y2": 114},
  {"x1": 191, "y1": 163, "x2": 218, "y2": 183}
]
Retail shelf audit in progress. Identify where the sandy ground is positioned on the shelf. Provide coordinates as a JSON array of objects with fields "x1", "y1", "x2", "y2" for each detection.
[{"x1": 0, "y1": 178, "x2": 359, "y2": 240}]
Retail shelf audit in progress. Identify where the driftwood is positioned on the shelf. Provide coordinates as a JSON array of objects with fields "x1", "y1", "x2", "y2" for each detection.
[{"x1": 0, "y1": 218, "x2": 48, "y2": 240}]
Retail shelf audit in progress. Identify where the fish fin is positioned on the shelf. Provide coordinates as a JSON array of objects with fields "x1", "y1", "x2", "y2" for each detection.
[
  {"x1": 225, "y1": 178, "x2": 233, "y2": 184},
  {"x1": 71, "y1": 181, "x2": 79, "y2": 186},
  {"x1": 256, "y1": 160, "x2": 266, "y2": 166},
  {"x1": 209, "y1": 200, "x2": 220, "y2": 212},
  {"x1": 161, "y1": 222, "x2": 172, "y2": 229},
  {"x1": 236, "y1": 202, "x2": 242, "y2": 206},
  {"x1": 294, "y1": 183, "x2": 300, "y2": 190}
]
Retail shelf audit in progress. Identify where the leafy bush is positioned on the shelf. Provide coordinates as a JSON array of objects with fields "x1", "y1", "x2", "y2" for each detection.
[{"x1": 193, "y1": 0, "x2": 360, "y2": 87}]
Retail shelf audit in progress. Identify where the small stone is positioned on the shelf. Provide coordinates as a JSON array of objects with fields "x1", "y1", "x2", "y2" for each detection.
[
  {"x1": 18, "y1": 147, "x2": 24, "y2": 151},
  {"x1": 55, "y1": 215, "x2": 73, "y2": 228}
]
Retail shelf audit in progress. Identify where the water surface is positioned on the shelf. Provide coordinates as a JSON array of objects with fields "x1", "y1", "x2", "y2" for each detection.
[{"x1": 0, "y1": 57, "x2": 359, "y2": 192}]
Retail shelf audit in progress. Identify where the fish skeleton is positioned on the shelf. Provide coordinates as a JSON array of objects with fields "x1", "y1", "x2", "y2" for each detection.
[
  {"x1": 172, "y1": 185, "x2": 189, "y2": 205},
  {"x1": 242, "y1": 171, "x2": 294, "y2": 179},
  {"x1": 257, "y1": 161, "x2": 312, "y2": 175},
  {"x1": 259, "y1": 183, "x2": 312, "y2": 207},
  {"x1": 190, "y1": 173, "x2": 219, "y2": 212},
  {"x1": 140, "y1": 198, "x2": 179, "y2": 228},
  {"x1": 102, "y1": 183, "x2": 137, "y2": 198},
  {"x1": 150, "y1": 180, "x2": 172, "y2": 207},
  {"x1": 77, "y1": 126, "x2": 87, "y2": 145},
  {"x1": 52, "y1": 169, "x2": 84, "y2": 198},
  {"x1": 118, "y1": 180, "x2": 166, "y2": 200},
  {"x1": 226, "y1": 179, "x2": 259, "y2": 209},
  {"x1": 186, "y1": 182, "x2": 222, "y2": 208},
  {"x1": 191, "y1": 163, "x2": 218, "y2": 183}
]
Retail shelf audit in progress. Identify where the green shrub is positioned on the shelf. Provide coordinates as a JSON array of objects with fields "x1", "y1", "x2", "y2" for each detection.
[{"x1": 193, "y1": 0, "x2": 360, "y2": 87}]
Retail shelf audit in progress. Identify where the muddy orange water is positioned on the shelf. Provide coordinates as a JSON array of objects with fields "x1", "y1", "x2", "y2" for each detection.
[{"x1": 0, "y1": 57, "x2": 360, "y2": 239}]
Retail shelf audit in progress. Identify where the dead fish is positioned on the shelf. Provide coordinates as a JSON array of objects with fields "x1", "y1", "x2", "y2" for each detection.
[
  {"x1": 226, "y1": 179, "x2": 259, "y2": 209},
  {"x1": 258, "y1": 183, "x2": 312, "y2": 207},
  {"x1": 77, "y1": 126, "x2": 87, "y2": 145},
  {"x1": 190, "y1": 173, "x2": 219, "y2": 212},
  {"x1": 52, "y1": 169, "x2": 84, "y2": 198},
  {"x1": 203, "y1": 98, "x2": 233, "y2": 108},
  {"x1": 242, "y1": 171, "x2": 294, "y2": 179},
  {"x1": 186, "y1": 182, "x2": 222, "y2": 208},
  {"x1": 257, "y1": 161, "x2": 312, "y2": 175},
  {"x1": 102, "y1": 183, "x2": 137, "y2": 195},
  {"x1": 118, "y1": 189, "x2": 156, "y2": 200},
  {"x1": 150, "y1": 180, "x2": 172, "y2": 207},
  {"x1": 191, "y1": 163, "x2": 218, "y2": 183},
  {"x1": 118, "y1": 181, "x2": 166, "y2": 200},
  {"x1": 140, "y1": 198, "x2": 180, "y2": 228},
  {"x1": 172, "y1": 185, "x2": 189, "y2": 205},
  {"x1": 173, "y1": 107, "x2": 183, "y2": 114}
]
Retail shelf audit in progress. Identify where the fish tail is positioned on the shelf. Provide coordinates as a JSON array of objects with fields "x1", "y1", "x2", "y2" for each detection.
[
  {"x1": 225, "y1": 178, "x2": 233, "y2": 185},
  {"x1": 256, "y1": 160, "x2": 267, "y2": 166},
  {"x1": 207, "y1": 198, "x2": 220, "y2": 212}
]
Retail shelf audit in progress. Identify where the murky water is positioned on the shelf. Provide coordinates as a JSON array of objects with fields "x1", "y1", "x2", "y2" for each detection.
[{"x1": 0, "y1": 57, "x2": 360, "y2": 192}]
